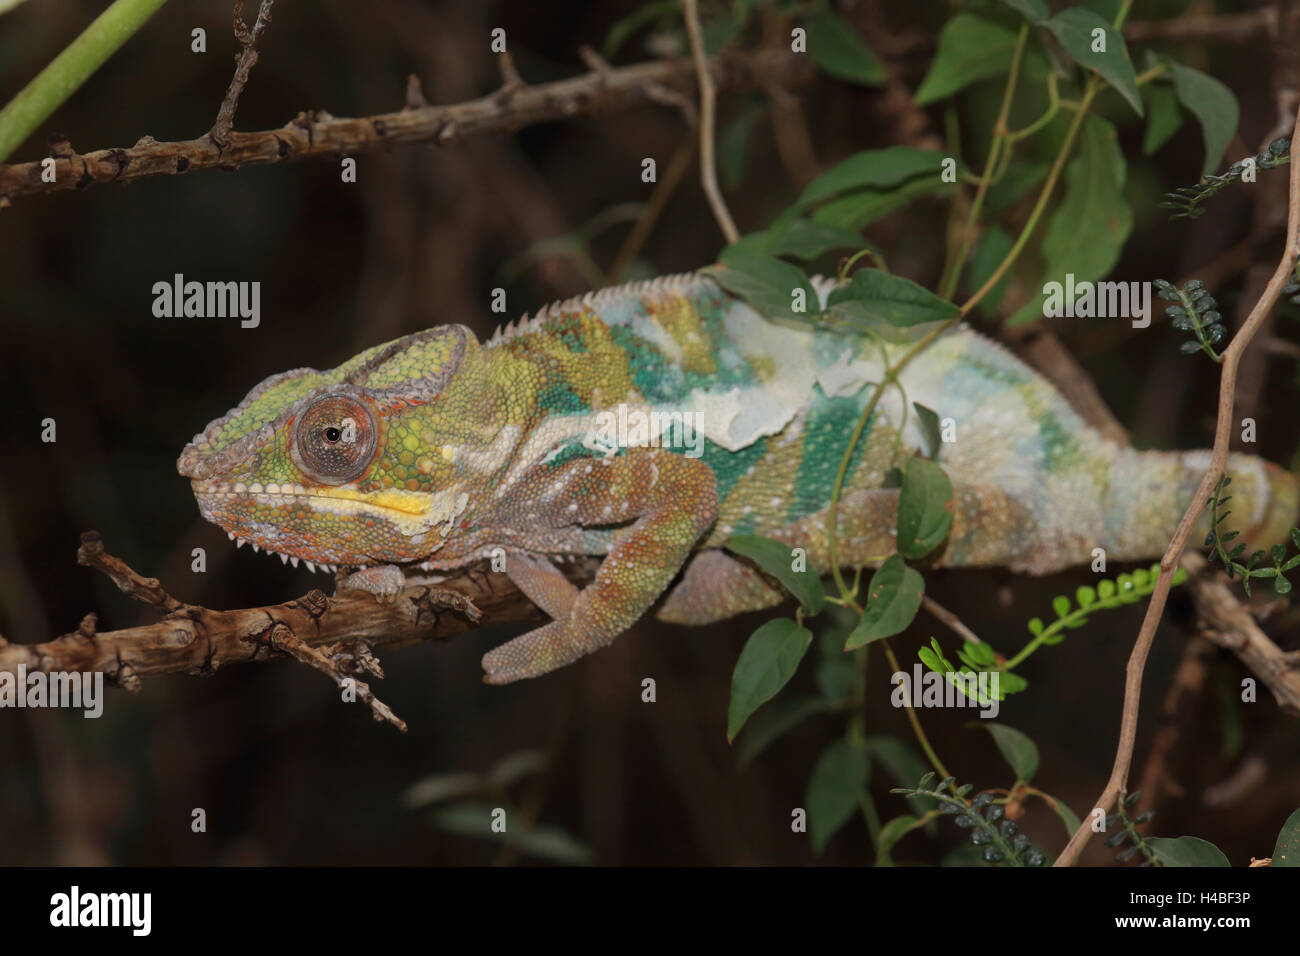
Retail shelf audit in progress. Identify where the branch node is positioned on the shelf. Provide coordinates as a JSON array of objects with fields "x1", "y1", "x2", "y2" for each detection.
[
  {"x1": 495, "y1": 49, "x2": 526, "y2": 102},
  {"x1": 404, "y1": 73, "x2": 429, "y2": 110}
]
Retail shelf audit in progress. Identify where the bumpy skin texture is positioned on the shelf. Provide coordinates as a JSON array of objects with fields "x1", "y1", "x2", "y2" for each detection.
[{"x1": 178, "y1": 273, "x2": 1300, "y2": 682}]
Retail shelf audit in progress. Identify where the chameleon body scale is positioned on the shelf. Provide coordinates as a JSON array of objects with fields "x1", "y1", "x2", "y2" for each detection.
[{"x1": 177, "y1": 274, "x2": 1299, "y2": 682}]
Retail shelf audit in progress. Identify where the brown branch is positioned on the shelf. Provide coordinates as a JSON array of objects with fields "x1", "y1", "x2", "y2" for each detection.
[
  {"x1": 0, "y1": 47, "x2": 809, "y2": 204},
  {"x1": 682, "y1": 0, "x2": 740, "y2": 245},
  {"x1": 1180, "y1": 552, "x2": 1300, "y2": 716},
  {"x1": 1, "y1": 532, "x2": 596, "y2": 730},
  {"x1": 1123, "y1": 9, "x2": 1279, "y2": 44},
  {"x1": 921, "y1": 594, "x2": 983, "y2": 646},
  {"x1": 209, "y1": 0, "x2": 277, "y2": 147},
  {"x1": 1054, "y1": 103, "x2": 1300, "y2": 868}
]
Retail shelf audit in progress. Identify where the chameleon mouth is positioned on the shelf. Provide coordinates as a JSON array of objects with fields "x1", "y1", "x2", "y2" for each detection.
[
  {"x1": 188, "y1": 480, "x2": 471, "y2": 560},
  {"x1": 189, "y1": 479, "x2": 433, "y2": 517}
]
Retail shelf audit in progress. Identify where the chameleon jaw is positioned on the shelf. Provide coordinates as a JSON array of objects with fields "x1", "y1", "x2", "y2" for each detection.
[{"x1": 188, "y1": 479, "x2": 471, "y2": 566}]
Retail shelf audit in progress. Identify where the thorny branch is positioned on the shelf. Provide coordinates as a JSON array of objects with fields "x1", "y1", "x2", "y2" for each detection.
[
  {"x1": 209, "y1": 0, "x2": 277, "y2": 147},
  {"x1": 0, "y1": 47, "x2": 808, "y2": 205},
  {"x1": 1054, "y1": 105, "x2": 1300, "y2": 867},
  {"x1": 0, "y1": 532, "x2": 596, "y2": 731}
]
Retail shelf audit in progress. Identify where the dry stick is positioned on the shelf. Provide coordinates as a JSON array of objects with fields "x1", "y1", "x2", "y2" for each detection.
[
  {"x1": 1054, "y1": 105, "x2": 1300, "y2": 868},
  {"x1": 1, "y1": 532, "x2": 598, "y2": 726},
  {"x1": 681, "y1": 0, "x2": 740, "y2": 245},
  {"x1": 209, "y1": 0, "x2": 276, "y2": 147},
  {"x1": 0, "y1": 47, "x2": 808, "y2": 203}
]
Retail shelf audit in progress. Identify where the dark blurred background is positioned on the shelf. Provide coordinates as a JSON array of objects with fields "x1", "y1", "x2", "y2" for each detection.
[{"x1": 1, "y1": 0, "x2": 1298, "y2": 865}]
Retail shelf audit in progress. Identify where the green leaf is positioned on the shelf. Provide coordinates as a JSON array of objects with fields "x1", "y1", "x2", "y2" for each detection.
[
  {"x1": 913, "y1": 402, "x2": 942, "y2": 459},
  {"x1": 1039, "y1": 791, "x2": 1082, "y2": 837},
  {"x1": 432, "y1": 801, "x2": 593, "y2": 864},
  {"x1": 814, "y1": 624, "x2": 857, "y2": 702},
  {"x1": 958, "y1": 639, "x2": 996, "y2": 670},
  {"x1": 826, "y1": 268, "x2": 960, "y2": 336},
  {"x1": 998, "y1": 0, "x2": 1048, "y2": 22},
  {"x1": 864, "y1": 736, "x2": 937, "y2": 823},
  {"x1": 844, "y1": 555, "x2": 925, "y2": 648},
  {"x1": 726, "y1": 534, "x2": 826, "y2": 613},
  {"x1": 794, "y1": 147, "x2": 946, "y2": 209},
  {"x1": 755, "y1": 218, "x2": 874, "y2": 261},
  {"x1": 601, "y1": 0, "x2": 678, "y2": 59},
  {"x1": 985, "y1": 161, "x2": 1048, "y2": 214},
  {"x1": 727, "y1": 618, "x2": 814, "y2": 741},
  {"x1": 1145, "y1": 835, "x2": 1231, "y2": 867},
  {"x1": 978, "y1": 722, "x2": 1040, "y2": 782},
  {"x1": 1044, "y1": 8, "x2": 1142, "y2": 116},
  {"x1": 811, "y1": 174, "x2": 954, "y2": 230},
  {"x1": 896, "y1": 457, "x2": 954, "y2": 559},
  {"x1": 718, "y1": 100, "x2": 766, "y2": 189},
  {"x1": 803, "y1": 10, "x2": 886, "y2": 86},
  {"x1": 967, "y1": 225, "x2": 1014, "y2": 316},
  {"x1": 702, "y1": 18, "x2": 740, "y2": 57},
  {"x1": 705, "y1": 252, "x2": 819, "y2": 323},
  {"x1": 735, "y1": 694, "x2": 832, "y2": 767},
  {"x1": 915, "y1": 15, "x2": 1021, "y2": 106},
  {"x1": 807, "y1": 737, "x2": 868, "y2": 854},
  {"x1": 1272, "y1": 805, "x2": 1300, "y2": 866},
  {"x1": 876, "y1": 813, "x2": 936, "y2": 866},
  {"x1": 1008, "y1": 115, "x2": 1133, "y2": 325},
  {"x1": 1169, "y1": 62, "x2": 1240, "y2": 178},
  {"x1": 1141, "y1": 81, "x2": 1183, "y2": 156}
]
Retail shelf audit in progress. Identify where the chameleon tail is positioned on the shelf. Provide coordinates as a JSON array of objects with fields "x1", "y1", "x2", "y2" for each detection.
[{"x1": 1102, "y1": 448, "x2": 1300, "y2": 563}]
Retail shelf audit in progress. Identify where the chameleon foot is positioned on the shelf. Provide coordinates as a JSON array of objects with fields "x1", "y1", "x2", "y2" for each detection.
[{"x1": 338, "y1": 564, "x2": 406, "y2": 601}]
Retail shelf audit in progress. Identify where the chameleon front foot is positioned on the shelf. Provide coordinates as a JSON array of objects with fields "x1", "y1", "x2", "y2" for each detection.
[{"x1": 337, "y1": 564, "x2": 407, "y2": 601}]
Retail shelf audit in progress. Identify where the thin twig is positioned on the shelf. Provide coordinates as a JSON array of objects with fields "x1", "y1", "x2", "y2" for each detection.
[
  {"x1": 209, "y1": 0, "x2": 277, "y2": 147},
  {"x1": 0, "y1": 47, "x2": 807, "y2": 203},
  {"x1": 1055, "y1": 104, "x2": 1300, "y2": 867},
  {"x1": 681, "y1": 0, "x2": 739, "y2": 244},
  {"x1": 921, "y1": 594, "x2": 983, "y2": 646}
]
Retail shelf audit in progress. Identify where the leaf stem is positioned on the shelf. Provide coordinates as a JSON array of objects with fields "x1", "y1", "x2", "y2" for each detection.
[{"x1": 0, "y1": 0, "x2": 171, "y2": 162}]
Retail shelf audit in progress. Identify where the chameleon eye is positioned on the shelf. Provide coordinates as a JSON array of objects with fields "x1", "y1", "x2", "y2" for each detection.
[{"x1": 291, "y1": 393, "x2": 378, "y2": 485}]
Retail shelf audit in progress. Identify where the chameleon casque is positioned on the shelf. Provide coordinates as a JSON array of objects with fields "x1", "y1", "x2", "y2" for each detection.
[{"x1": 177, "y1": 273, "x2": 1300, "y2": 683}]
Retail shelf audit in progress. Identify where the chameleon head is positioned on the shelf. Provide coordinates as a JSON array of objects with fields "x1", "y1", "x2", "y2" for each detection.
[{"x1": 176, "y1": 326, "x2": 478, "y2": 568}]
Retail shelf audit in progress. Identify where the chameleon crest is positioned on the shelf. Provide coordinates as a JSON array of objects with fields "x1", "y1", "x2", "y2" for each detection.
[{"x1": 180, "y1": 273, "x2": 1300, "y2": 683}]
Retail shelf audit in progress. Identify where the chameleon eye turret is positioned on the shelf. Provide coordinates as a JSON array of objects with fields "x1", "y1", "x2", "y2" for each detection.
[{"x1": 290, "y1": 389, "x2": 379, "y2": 485}]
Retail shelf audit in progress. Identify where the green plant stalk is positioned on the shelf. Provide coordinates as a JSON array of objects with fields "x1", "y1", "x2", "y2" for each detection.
[
  {"x1": 1005, "y1": 73, "x2": 1059, "y2": 144},
  {"x1": 937, "y1": 23, "x2": 1029, "y2": 300},
  {"x1": 881, "y1": 641, "x2": 951, "y2": 781},
  {"x1": 960, "y1": 75, "x2": 1100, "y2": 318},
  {"x1": 0, "y1": 0, "x2": 171, "y2": 163},
  {"x1": 1003, "y1": 569, "x2": 1185, "y2": 669}
]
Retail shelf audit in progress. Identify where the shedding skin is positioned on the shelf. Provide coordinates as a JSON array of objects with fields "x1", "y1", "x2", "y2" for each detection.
[{"x1": 177, "y1": 273, "x2": 1300, "y2": 682}]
